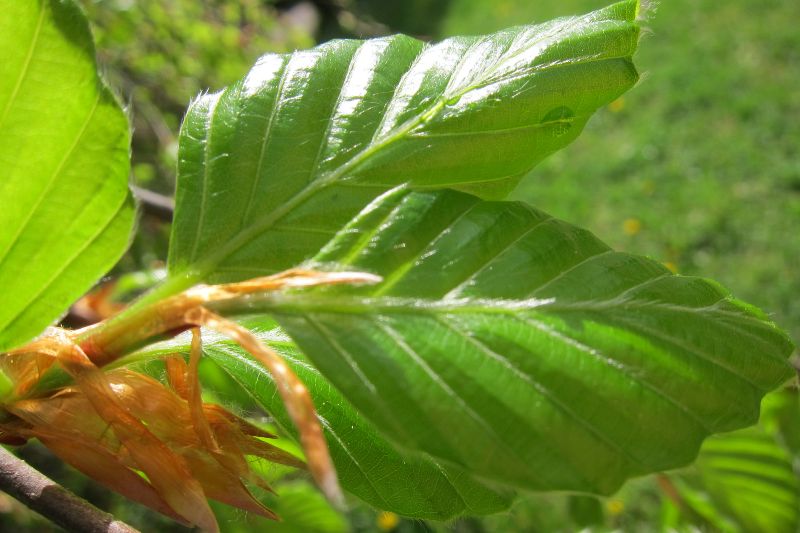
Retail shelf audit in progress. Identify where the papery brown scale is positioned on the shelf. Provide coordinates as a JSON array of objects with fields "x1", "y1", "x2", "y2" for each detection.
[
  {"x1": 193, "y1": 310, "x2": 342, "y2": 505},
  {"x1": 202, "y1": 405, "x2": 306, "y2": 471},
  {"x1": 181, "y1": 448, "x2": 279, "y2": 521},
  {"x1": 38, "y1": 432, "x2": 189, "y2": 525},
  {"x1": 0, "y1": 396, "x2": 187, "y2": 525},
  {"x1": 0, "y1": 270, "x2": 373, "y2": 528},
  {"x1": 5, "y1": 390, "x2": 117, "y2": 446},
  {"x1": 113, "y1": 367, "x2": 284, "y2": 521},
  {"x1": 1, "y1": 364, "x2": 293, "y2": 530},
  {"x1": 0, "y1": 350, "x2": 57, "y2": 396},
  {"x1": 220, "y1": 428, "x2": 307, "y2": 470},
  {"x1": 203, "y1": 403, "x2": 277, "y2": 439},
  {"x1": 57, "y1": 346, "x2": 219, "y2": 532},
  {"x1": 188, "y1": 328, "x2": 222, "y2": 453},
  {"x1": 104, "y1": 370, "x2": 198, "y2": 446},
  {"x1": 164, "y1": 354, "x2": 190, "y2": 399}
]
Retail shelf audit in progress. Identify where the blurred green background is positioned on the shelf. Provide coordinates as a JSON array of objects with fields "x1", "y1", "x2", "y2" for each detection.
[{"x1": 3, "y1": 0, "x2": 797, "y2": 531}]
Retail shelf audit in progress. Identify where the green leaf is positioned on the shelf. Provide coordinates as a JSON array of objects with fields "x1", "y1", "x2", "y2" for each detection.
[
  {"x1": 212, "y1": 188, "x2": 793, "y2": 494},
  {"x1": 0, "y1": 0, "x2": 133, "y2": 351},
  {"x1": 166, "y1": 0, "x2": 640, "y2": 291},
  {"x1": 669, "y1": 478, "x2": 738, "y2": 533},
  {"x1": 209, "y1": 481, "x2": 348, "y2": 533},
  {"x1": 567, "y1": 495, "x2": 605, "y2": 528},
  {"x1": 254, "y1": 481, "x2": 347, "y2": 533},
  {"x1": 761, "y1": 387, "x2": 800, "y2": 457},
  {"x1": 134, "y1": 320, "x2": 513, "y2": 520},
  {"x1": 682, "y1": 426, "x2": 800, "y2": 533}
]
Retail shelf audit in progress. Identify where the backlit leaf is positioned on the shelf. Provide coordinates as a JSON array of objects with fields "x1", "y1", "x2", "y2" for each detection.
[{"x1": 0, "y1": 0, "x2": 134, "y2": 350}]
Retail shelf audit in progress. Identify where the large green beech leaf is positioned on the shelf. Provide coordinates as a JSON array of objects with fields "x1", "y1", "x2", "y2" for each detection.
[
  {"x1": 133, "y1": 320, "x2": 513, "y2": 519},
  {"x1": 167, "y1": 0, "x2": 640, "y2": 289},
  {"x1": 208, "y1": 188, "x2": 794, "y2": 494},
  {"x1": 0, "y1": 0, "x2": 134, "y2": 350}
]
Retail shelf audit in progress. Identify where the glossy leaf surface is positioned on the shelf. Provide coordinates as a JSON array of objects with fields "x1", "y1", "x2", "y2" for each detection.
[
  {"x1": 136, "y1": 322, "x2": 513, "y2": 519},
  {"x1": 214, "y1": 188, "x2": 794, "y2": 494},
  {"x1": 0, "y1": 0, "x2": 134, "y2": 350},
  {"x1": 167, "y1": 0, "x2": 640, "y2": 289}
]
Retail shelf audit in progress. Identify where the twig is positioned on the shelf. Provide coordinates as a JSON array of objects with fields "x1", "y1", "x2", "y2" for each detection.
[
  {"x1": 130, "y1": 185, "x2": 174, "y2": 221},
  {"x1": 0, "y1": 446, "x2": 139, "y2": 533}
]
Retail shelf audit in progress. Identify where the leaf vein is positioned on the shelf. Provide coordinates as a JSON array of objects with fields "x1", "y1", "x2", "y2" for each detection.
[
  {"x1": 443, "y1": 214, "x2": 555, "y2": 299},
  {"x1": 0, "y1": 92, "x2": 102, "y2": 267},
  {"x1": 240, "y1": 54, "x2": 292, "y2": 228}
]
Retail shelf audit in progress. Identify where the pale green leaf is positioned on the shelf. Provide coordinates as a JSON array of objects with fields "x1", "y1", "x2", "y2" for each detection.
[{"x1": 0, "y1": 0, "x2": 133, "y2": 350}]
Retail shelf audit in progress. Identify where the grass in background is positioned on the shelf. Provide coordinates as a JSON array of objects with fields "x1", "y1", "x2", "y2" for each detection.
[{"x1": 446, "y1": 0, "x2": 800, "y2": 343}]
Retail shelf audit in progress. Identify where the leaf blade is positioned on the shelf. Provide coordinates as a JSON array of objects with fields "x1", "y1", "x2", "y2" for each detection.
[
  {"x1": 219, "y1": 188, "x2": 794, "y2": 494},
  {"x1": 168, "y1": 1, "x2": 641, "y2": 288},
  {"x1": 0, "y1": 0, "x2": 134, "y2": 350}
]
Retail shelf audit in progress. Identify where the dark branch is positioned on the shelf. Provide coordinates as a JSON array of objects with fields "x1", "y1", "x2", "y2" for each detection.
[
  {"x1": 131, "y1": 185, "x2": 174, "y2": 221},
  {"x1": 0, "y1": 446, "x2": 139, "y2": 533}
]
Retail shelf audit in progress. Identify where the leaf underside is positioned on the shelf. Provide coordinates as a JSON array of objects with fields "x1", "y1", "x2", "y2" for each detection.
[
  {"x1": 0, "y1": 0, "x2": 133, "y2": 351},
  {"x1": 214, "y1": 188, "x2": 793, "y2": 495},
  {"x1": 167, "y1": 0, "x2": 640, "y2": 289},
  {"x1": 137, "y1": 323, "x2": 513, "y2": 520}
]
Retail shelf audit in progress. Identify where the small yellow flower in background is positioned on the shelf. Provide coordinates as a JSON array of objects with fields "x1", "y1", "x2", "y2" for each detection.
[
  {"x1": 623, "y1": 218, "x2": 642, "y2": 236},
  {"x1": 497, "y1": 0, "x2": 512, "y2": 16},
  {"x1": 664, "y1": 262, "x2": 679, "y2": 273},
  {"x1": 606, "y1": 499, "x2": 625, "y2": 515},
  {"x1": 377, "y1": 511, "x2": 400, "y2": 530},
  {"x1": 608, "y1": 97, "x2": 625, "y2": 112}
]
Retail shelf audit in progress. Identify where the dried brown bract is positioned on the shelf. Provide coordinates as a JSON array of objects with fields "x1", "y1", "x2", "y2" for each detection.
[{"x1": 0, "y1": 269, "x2": 380, "y2": 531}]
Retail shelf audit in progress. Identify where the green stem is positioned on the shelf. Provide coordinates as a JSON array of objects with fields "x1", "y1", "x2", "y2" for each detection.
[
  {"x1": 71, "y1": 271, "x2": 202, "y2": 360},
  {"x1": 20, "y1": 274, "x2": 203, "y2": 400}
]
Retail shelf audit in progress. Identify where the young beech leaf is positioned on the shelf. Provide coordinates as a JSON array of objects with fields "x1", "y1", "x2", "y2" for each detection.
[
  {"x1": 167, "y1": 0, "x2": 641, "y2": 290},
  {"x1": 134, "y1": 321, "x2": 515, "y2": 520},
  {"x1": 206, "y1": 188, "x2": 794, "y2": 495},
  {"x1": 0, "y1": 0, "x2": 134, "y2": 351}
]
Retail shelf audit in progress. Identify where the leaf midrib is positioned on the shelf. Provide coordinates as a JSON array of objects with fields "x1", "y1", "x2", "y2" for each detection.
[
  {"x1": 214, "y1": 290, "x2": 789, "y2": 369},
  {"x1": 207, "y1": 292, "x2": 761, "y2": 325}
]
